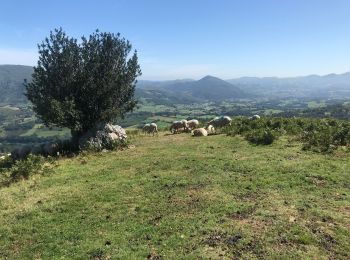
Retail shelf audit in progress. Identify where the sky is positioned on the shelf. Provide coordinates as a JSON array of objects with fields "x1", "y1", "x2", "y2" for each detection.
[{"x1": 1, "y1": 0, "x2": 350, "y2": 80}]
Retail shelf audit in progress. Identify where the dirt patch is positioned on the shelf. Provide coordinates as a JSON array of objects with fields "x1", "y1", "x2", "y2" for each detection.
[
  {"x1": 204, "y1": 231, "x2": 242, "y2": 247},
  {"x1": 227, "y1": 206, "x2": 257, "y2": 220}
]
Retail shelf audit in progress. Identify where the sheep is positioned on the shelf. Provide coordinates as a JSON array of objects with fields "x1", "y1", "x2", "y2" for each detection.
[
  {"x1": 187, "y1": 119, "x2": 199, "y2": 130},
  {"x1": 206, "y1": 124, "x2": 216, "y2": 135},
  {"x1": 142, "y1": 124, "x2": 151, "y2": 134},
  {"x1": 148, "y1": 123, "x2": 158, "y2": 136},
  {"x1": 143, "y1": 123, "x2": 158, "y2": 136},
  {"x1": 207, "y1": 116, "x2": 232, "y2": 128},
  {"x1": 249, "y1": 114, "x2": 261, "y2": 120},
  {"x1": 192, "y1": 128, "x2": 208, "y2": 137},
  {"x1": 170, "y1": 121, "x2": 186, "y2": 134},
  {"x1": 181, "y1": 119, "x2": 189, "y2": 131}
]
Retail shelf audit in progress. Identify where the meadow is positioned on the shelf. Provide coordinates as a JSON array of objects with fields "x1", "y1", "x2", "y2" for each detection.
[
  {"x1": 1, "y1": 98, "x2": 349, "y2": 153},
  {"x1": 0, "y1": 132, "x2": 349, "y2": 259}
]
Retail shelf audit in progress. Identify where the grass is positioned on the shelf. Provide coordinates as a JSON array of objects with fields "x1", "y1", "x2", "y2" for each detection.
[
  {"x1": 20, "y1": 124, "x2": 71, "y2": 138},
  {"x1": 0, "y1": 133, "x2": 349, "y2": 259}
]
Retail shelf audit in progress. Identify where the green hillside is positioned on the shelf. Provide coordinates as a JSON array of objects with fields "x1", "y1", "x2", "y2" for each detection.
[{"x1": 0, "y1": 133, "x2": 349, "y2": 259}]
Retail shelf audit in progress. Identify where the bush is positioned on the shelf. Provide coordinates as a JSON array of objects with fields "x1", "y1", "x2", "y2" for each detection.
[
  {"x1": 244, "y1": 128, "x2": 279, "y2": 145},
  {"x1": 301, "y1": 120, "x2": 350, "y2": 153},
  {"x1": 0, "y1": 155, "x2": 14, "y2": 170},
  {"x1": 225, "y1": 116, "x2": 350, "y2": 152},
  {"x1": 105, "y1": 139, "x2": 129, "y2": 151},
  {"x1": 9, "y1": 155, "x2": 46, "y2": 182}
]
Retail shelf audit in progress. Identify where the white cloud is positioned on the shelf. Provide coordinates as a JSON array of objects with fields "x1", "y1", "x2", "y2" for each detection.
[{"x1": 0, "y1": 48, "x2": 38, "y2": 66}]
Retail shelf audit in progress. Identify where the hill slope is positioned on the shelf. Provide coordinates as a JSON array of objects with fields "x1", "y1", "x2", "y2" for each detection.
[
  {"x1": 1, "y1": 134, "x2": 349, "y2": 258},
  {"x1": 0, "y1": 65, "x2": 33, "y2": 104},
  {"x1": 137, "y1": 76, "x2": 247, "y2": 103},
  {"x1": 162, "y1": 75, "x2": 246, "y2": 101}
]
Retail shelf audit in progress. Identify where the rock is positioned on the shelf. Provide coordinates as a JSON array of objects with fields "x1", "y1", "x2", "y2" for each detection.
[
  {"x1": 79, "y1": 123, "x2": 127, "y2": 151},
  {"x1": 108, "y1": 132, "x2": 119, "y2": 140}
]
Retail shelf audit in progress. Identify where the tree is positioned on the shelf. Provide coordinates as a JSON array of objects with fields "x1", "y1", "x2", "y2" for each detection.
[{"x1": 25, "y1": 28, "x2": 141, "y2": 143}]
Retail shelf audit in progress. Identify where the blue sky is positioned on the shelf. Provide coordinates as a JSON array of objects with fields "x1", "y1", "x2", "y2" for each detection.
[{"x1": 1, "y1": 0, "x2": 350, "y2": 80}]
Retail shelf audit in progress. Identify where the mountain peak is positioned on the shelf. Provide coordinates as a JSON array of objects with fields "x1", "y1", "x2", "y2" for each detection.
[{"x1": 199, "y1": 75, "x2": 220, "y2": 81}]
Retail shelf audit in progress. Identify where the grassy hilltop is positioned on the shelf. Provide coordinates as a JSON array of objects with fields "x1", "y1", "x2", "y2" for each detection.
[{"x1": 0, "y1": 133, "x2": 349, "y2": 259}]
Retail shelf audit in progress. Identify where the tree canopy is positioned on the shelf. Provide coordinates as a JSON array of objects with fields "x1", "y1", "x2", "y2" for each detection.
[{"x1": 25, "y1": 28, "x2": 141, "y2": 138}]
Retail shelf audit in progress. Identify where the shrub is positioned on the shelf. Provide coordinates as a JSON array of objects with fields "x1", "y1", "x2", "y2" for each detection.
[
  {"x1": 105, "y1": 138, "x2": 129, "y2": 151},
  {"x1": 301, "y1": 120, "x2": 350, "y2": 153},
  {"x1": 0, "y1": 155, "x2": 14, "y2": 170},
  {"x1": 225, "y1": 116, "x2": 350, "y2": 152},
  {"x1": 244, "y1": 128, "x2": 279, "y2": 145},
  {"x1": 10, "y1": 155, "x2": 46, "y2": 182}
]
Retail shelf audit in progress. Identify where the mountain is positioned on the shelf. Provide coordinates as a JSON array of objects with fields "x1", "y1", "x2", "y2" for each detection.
[
  {"x1": 227, "y1": 72, "x2": 350, "y2": 98},
  {"x1": 140, "y1": 75, "x2": 246, "y2": 101},
  {"x1": 2, "y1": 64, "x2": 350, "y2": 105},
  {"x1": 0, "y1": 65, "x2": 33, "y2": 104}
]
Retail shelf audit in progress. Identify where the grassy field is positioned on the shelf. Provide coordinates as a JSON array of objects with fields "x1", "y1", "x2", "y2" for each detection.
[{"x1": 0, "y1": 133, "x2": 349, "y2": 259}]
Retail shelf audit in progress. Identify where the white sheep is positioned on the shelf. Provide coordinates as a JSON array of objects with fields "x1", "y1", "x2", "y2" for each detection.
[
  {"x1": 187, "y1": 119, "x2": 199, "y2": 130},
  {"x1": 143, "y1": 123, "x2": 158, "y2": 136},
  {"x1": 206, "y1": 124, "x2": 216, "y2": 135},
  {"x1": 192, "y1": 128, "x2": 208, "y2": 137},
  {"x1": 142, "y1": 124, "x2": 151, "y2": 134},
  {"x1": 149, "y1": 123, "x2": 158, "y2": 136},
  {"x1": 249, "y1": 114, "x2": 261, "y2": 120},
  {"x1": 181, "y1": 119, "x2": 189, "y2": 131},
  {"x1": 170, "y1": 121, "x2": 187, "y2": 134},
  {"x1": 207, "y1": 116, "x2": 232, "y2": 128}
]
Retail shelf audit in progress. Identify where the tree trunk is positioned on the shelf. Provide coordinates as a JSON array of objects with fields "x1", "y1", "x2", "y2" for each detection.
[{"x1": 70, "y1": 129, "x2": 84, "y2": 151}]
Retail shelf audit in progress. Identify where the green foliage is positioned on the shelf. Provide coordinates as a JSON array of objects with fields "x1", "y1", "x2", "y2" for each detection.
[
  {"x1": 244, "y1": 128, "x2": 279, "y2": 145},
  {"x1": 301, "y1": 119, "x2": 350, "y2": 153},
  {"x1": 9, "y1": 155, "x2": 45, "y2": 182},
  {"x1": 0, "y1": 155, "x2": 14, "y2": 170},
  {"x1": 25, "y1": 28, "x2": 141, "y2": 137},
  {"x1": 225, "y1": 117, "x2": 283, "y2": 145},
  {"x1": 225, "y1": 117, "x2": 350, "y2": 151}
]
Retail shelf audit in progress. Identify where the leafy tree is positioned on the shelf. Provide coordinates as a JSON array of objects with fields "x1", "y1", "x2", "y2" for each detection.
[{"x1": 25, "y1": 28, "x2": 141, "y2": 143}]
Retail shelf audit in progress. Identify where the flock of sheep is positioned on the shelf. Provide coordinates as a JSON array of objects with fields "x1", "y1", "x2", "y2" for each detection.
[{"x1": 142, "y1": 115, "x2": 238, "y2": 137}]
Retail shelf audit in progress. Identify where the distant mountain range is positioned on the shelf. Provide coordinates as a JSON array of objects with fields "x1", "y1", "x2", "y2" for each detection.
[
  {"x1": 227, "y1": 73, "x2": 350, "y2": 98},
  {"x1": 137, "y1": 75, "x2": 246, "y2": 103},
  {"x1": 1, "y1": 64, "x2": 350, "y2": 106}
]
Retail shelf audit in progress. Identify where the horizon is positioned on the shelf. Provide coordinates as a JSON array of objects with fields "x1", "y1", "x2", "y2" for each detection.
[
  {"x1": 1, "y1": 64, "x2": 350, "y2": 82},
  {"x1": 1, "y1": 0, "x2": 350, "y2": 80}
]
